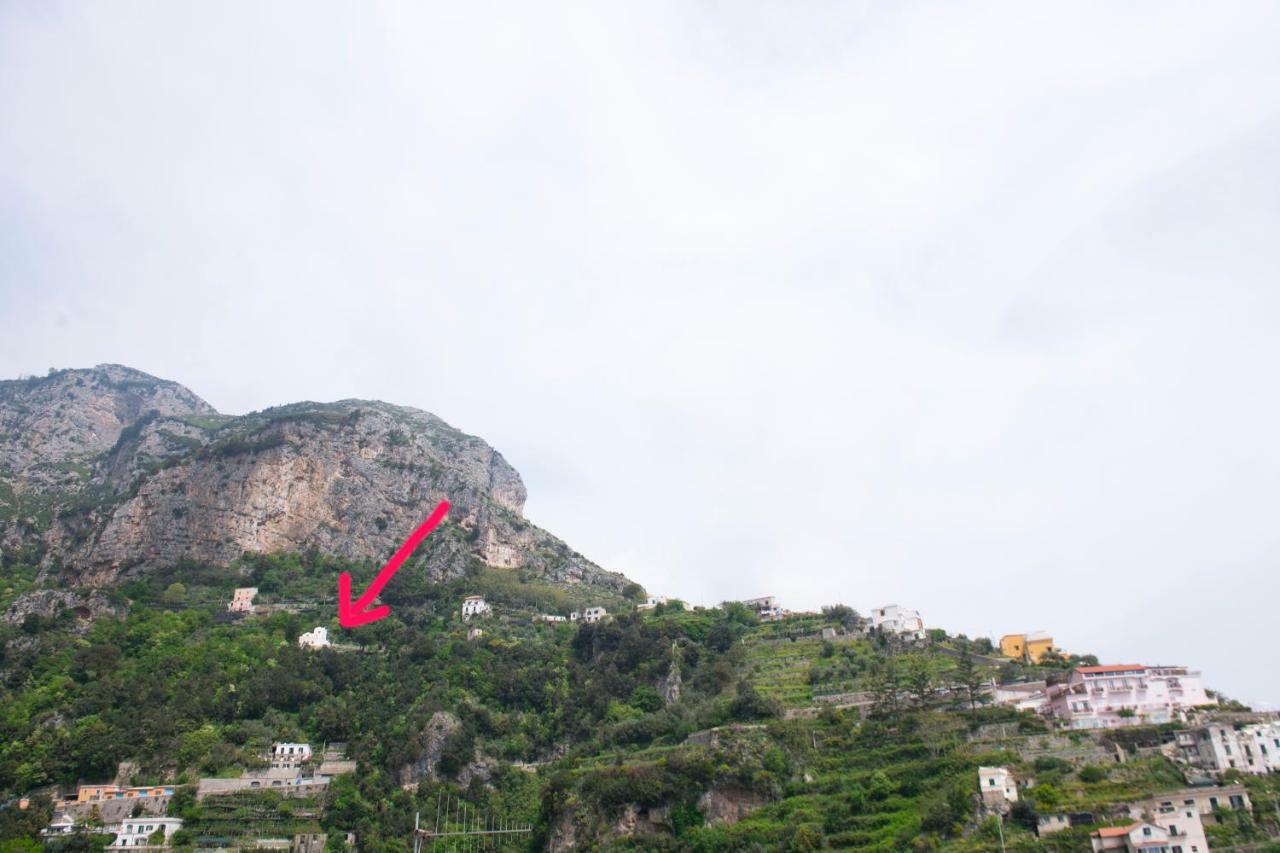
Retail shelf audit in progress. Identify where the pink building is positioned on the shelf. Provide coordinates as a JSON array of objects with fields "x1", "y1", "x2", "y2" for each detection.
[{"x1": 1046, "y1": 665, "x2": 1211, "y2": 730}]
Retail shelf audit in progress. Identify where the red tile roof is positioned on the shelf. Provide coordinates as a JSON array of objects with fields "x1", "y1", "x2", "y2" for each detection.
[
  {"x1": 1077, "y1": 664, "x2": 1146, "y2": 674},
  {"x1": 1092, "y1": 823, "x2": 1139, "y2": 838}
]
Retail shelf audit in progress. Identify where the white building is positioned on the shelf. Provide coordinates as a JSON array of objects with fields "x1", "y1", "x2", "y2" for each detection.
[
  {"x1": 978, "y1": 766, "x2": 1018, "y2": 810},
  {"x1": 41, "y1": 815, "x2": 78, "y2": 837},
  {"x1": 270, "y1": 743, "x2": 312, "y2": 768},
  {"x1": 228, "y1": 587, "x2": 258, "y2": 613},
  {"x1": 1125, "y1": 797, "x2": 1210, "y2": 853},
  {"x1": 869, "y1": 604, "x2": 926, "y2": 640},
  {"x1": 991, "y1": 680, "x2": 1049, "y2": 713},
  {"x1": 461, "y1": 595, "x2": 491, "y2": 620},
  {"x1": 535, "y1": 613, "x2": 567, "y2": 623},
  {"x1": 739, "y1": 596, "x2": 785, "y2": 621},
  {"x1": 106, "y1": 817, "x2": 183, "y2": 848},
  {"x1": 1046, "y1": 665, "x2": 1211, "y2": 729},
  {"x1": 639, "y1": 596, "x2": 694, "y2": 611},
  {"x1": 582, "y1": 606, "x2": 608, "y2": 623},
  {"x1": 297, "y1": 626, "x2": 330, "y2": 649},
  {"x1": 1178, "y1": 722, "x2": 1280, "y2": 775},
  {"x1": 1090, "y1": 822, "x2": 1171, "y2": 852}
]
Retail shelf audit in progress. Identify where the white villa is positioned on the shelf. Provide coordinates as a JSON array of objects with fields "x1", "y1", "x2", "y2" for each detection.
[
  {"x1": 1045, "y1": 665, "x2": 1211, "y2": 729},
  {"x1": 582, "y1": 606, "x2": 608, "y2": 623},
  {"x1": 106, "y1": 817, "x2": 183, "y2": 848},
  {"x1": 270, "y1": 743, "x2": 312, "y2": 769},
  {"x1": 461, "y1": 595, "x2": 491, "y2": 620},
  {"x1": 740, "y1": 596, "x2": 785, "y2": 622},
  {"x1": 869, "y1": 604, "x2": 926, "y2": 640},
  {"x1": 297, "y1": 627, "x2": 330, "y2": 650}
]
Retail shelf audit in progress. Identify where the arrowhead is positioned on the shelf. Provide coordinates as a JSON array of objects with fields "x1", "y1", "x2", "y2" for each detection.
[{"x1": 338, "y1": 571, "x2": 391, "y2": 628}]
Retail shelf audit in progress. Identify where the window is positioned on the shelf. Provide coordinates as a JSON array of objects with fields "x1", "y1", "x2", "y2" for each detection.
[{"x1": 989, "y1": 779, "x2": 996, "y2": 786}]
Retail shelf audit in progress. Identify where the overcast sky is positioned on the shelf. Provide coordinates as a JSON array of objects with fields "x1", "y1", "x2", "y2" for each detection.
[{"x1": 2, "y1": 2, "x2": 1279, "y2": 704}]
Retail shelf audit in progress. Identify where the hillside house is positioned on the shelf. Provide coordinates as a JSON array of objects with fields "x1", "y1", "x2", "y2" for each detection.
[
  {"x1": 297, "y1": 627, "x2": 330, "y2": 649},
  {"x1": 1178, "y1": 722, "x2": 1280, "y2": 775},
  {"x1": 582, "y1": 606, "x2": 608, "y2": 623},
  {"x1": 869, "y1": 604, "x2": 926, "y2": 640},
  {"x1": 535, "y1": 613, "x2": 567, "y2": 623},
  {"x1": 1045, "y1": 665, "x2": 1210, "y2": 729},
  {"x1": 41, "y1": 815, "x2": 80, "y2": 837},
  {"x1": 228, "y1": 587, "x2": 258, "y2": 613},
  {"x1": 1089, "y1": 822, "x2": 1171, "y2": 852},
  {"x1": 461, "y1": 595, "x2": 491, "y2": 620},
  {"x1": 999, "y1": 631, "x2": 1056, "y2": 663},
  {"x1": 73, "y1": 785, "x2": 175, "y2": 803},
  {"x1": 1126, "y1": 785, "x2": 1251, "y2": 821},
  {"x1": 106, "y1": 817, "x2": 183, "y2": 848},
  {"x1": 739, "y1": 596, "x2": 785, "y2": 621},
  {"x1": 270, "y1": 743, "x2": 312, "y2": 769},
  {"x1": 991, "y1": 680, "x2": 1049, "y2": 712},
  {"x1": 978, "y1": 766, "x2": 1018, "y2": 811},
  {"x1": 1125, "y1": 797, "x2": 1209, "y2": 853},
  {"x1": 639, "y1": 596, "x2": 693, "y2": 611}
]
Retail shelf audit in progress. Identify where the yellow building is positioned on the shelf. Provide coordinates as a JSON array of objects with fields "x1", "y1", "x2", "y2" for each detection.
[{"x1": 1000, "y1": 631, "x2": 1056, "y2": 663}]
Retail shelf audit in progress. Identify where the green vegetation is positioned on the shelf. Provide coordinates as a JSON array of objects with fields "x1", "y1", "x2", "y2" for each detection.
[{"x1": 3, "y1": 558, "x2": 1280, "y2": 850}]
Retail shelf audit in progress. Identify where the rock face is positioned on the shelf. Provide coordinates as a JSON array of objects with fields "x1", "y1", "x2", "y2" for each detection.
[
  {"x1": 0, "y1": 365, "x2": 631, "y2": 594},
  {"x1": 1, "y1": 588, "x2": 126, "y2": 627},
  {"x1": 399, "y1": 711, "x2": 492, "y2": 787},
  {"x1": 697, "y1": 784, "x2": 770, "y2": 826}
]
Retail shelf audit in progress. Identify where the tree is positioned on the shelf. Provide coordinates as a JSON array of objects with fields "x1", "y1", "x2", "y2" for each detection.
[
  {"x1": 868, "y1": 660, "x2": 901, "y2": 718},
  {"x1": 903, "y1": 655, "x2": 934, "y2": 708},
  {"x1": 821, "y1": 604, "x2": 860, "y2": 631},
  {"x1": 951, "y1": 654, "x2": 986, "y2": 718},
  {"x1": 161, "y1": 583, "x2": 187, "y2": 605}
]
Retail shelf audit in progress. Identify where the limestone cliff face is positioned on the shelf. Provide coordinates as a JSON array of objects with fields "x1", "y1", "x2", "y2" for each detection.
[{"x1": 0, "y1": 365, "x2": 630, "y2": 595}]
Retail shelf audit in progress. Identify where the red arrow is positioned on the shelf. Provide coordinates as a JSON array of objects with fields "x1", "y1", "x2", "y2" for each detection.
[{"x1": 338, "y1": 500, "x2": 451, "y2": 628}]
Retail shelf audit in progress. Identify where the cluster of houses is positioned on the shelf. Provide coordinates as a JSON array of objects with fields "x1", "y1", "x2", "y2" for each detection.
[
  {"x1": 990, "y1": 664, "x2": 1214, "y2": 730},
  {"x1": 462, "y1": 594, "x2": 611, "y2": 625},
  {"x1": 980, "y1": 762, "x2": 1250, "y2": 852}
]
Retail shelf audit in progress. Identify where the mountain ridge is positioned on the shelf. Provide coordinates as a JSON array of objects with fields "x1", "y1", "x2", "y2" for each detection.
[{"x1": 0, "y1": 364, "x2": 635, "y2": 597}]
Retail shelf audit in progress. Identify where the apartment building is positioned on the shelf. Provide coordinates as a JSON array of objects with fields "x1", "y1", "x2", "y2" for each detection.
[
  {"x1": 1178, "y1": 723, "x2": 1280, "y2": 775},
  {"x1": 1046, "y1": 665, "x2": 1210, "y2": 729}
]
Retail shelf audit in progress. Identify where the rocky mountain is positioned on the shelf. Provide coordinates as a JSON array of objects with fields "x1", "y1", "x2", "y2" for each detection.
[{"x1": 0, "y1": 364, "x2": 631, "y2": 593}]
